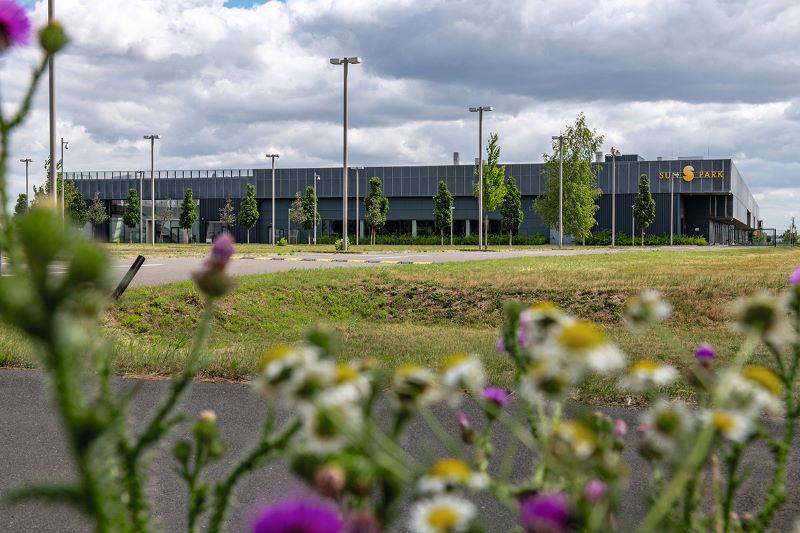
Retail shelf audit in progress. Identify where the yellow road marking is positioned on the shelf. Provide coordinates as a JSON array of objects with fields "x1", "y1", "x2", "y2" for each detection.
[
  {"x1": 285, "y1": 257, "x2": 303, "y2": 261},
  {"x1": 231, "y1": 255, "x2": 243, "y2": 259},
  {"x1": 255, "y1": 257, "x2": 272, "y2": 261},
  {"x1": 347, "y1": 259, "x2": 366, "y2": 263},
  {"x1": 413, "y1": 261, "x2": 433, "y2": 264},
  {"x1": 379, "y1": 260, "x2": 399, "y2": 264},
  {"x1": 316, "y1": 258, "x2": 334, "y2": 262}
]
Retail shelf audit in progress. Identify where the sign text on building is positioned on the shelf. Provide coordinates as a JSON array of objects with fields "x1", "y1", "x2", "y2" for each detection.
[{"x1": 658, "y1": 165, "x2": 724, "y2": 182}]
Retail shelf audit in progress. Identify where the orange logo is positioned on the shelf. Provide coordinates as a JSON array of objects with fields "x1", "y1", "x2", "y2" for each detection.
[{"x1": 682, "y1": 165, "x2": 694, "y2": 182}]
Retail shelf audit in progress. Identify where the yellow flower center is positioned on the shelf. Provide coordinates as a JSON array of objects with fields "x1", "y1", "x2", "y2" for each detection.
[
  {"x1": 397, "y1": 364, "x2": 424, "y2": 377},
  {"x1": 335, "y1": 363, "x2": 359, "y2": 384},
  {"x1": 557, "y1": 420, "x2": 596, "y2": 448},
  {"x1": 742, "y1": 365, "x2": 783, "y2": 397},
  {"x1": 441, "y1": 353, "x2": 469, "y2": 371},
  {"x1": 431, "y1": 458, "x2": 471, "y2": 482},
  {"x1": 558, "y1": 321, "x2": 606, "y2": 350},
  {"x1": 629, "y1": 360, "x2": 659, "y2": 375},
  {"x1": 713, "y1": 412, "x2": 735, "y2": 433},
  {"x1": 427, "y1": 506, "x2": 458, "y2": 530},
  {"x1": 531, "y1": 301, "x2": 560, "y2": 313},
  {"x1": 258, "y1": 344, "x2": 293, "y2": 372}
]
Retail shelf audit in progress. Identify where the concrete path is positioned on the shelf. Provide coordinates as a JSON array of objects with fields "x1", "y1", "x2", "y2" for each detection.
[{"x1": 1, "y1": 368, "x2": 798, "y2": 532}]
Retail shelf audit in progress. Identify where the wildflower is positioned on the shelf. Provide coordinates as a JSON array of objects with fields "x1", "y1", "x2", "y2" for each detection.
[
  {"x1": 409, "y1": 494, "x2": 477, "y2": 533},
  {"x1": 192, "y1": 232, "x2": 236, "y2": 298},
  {"x1": 733, "y1": 292, "x2": 794, "y2": 347},
  {"x1": 455, "y1": 411, "x2": 475, "y2": 444},
  {"x1": 314, "y1": 464, "x2": 346, "y2": 499},
  {"x1": 256, "y1": 344, "x2": 328, "y2": 403},
  {"x1": 624, "y1": 290, "x2": 672, "y2": 329},
  {"x1": 695, "y1": 343, "x2": 716, "y2": 362},
  {"x1": 550, "y1": 420, "x2": 597, "y2": 460},
  {"x1": 725, "y1": 365, "x2": 784, "y2": 416},
  {"x1": 199, "y1": 409, "x2": 217, "y2": 423},
  {"x1": 391, "y1": 364, "x2": 440, "y2": 407},
  {"x1": 620, "y1": 360, "x2": 678, "y2": 392},
  {"x1": 789, "y1": 267, "x2": 800, "y2": 286},
  {"x1": 297, "y1": 400, "x2": 363, "y2": 456},
  {"x1": 439, "y1": 353, "x2": 486, "y2": 403},
  {"x1": 549, "y1": 320, "x2": 626, "y2": 375},
  {"x1": 0, "y1": 0, "x2": 30, "y2": 51},
  {"x1": 495, "y1": 336, "x2": 506, "y2": 353},
  {"x1": 343, "y1": 511, "x2": 381, "y2": 533},
  {"x1": 519, "y1": 492, "x2": 570, "y2": 533},
  {"x1": 417, "y1": 458, "x2": 488, "y2": 494},
  {"x1": 518, "y1": 301, "x2": 570, "y2": 348},
  {"x1": 584, "y1": 480, "x2": 608, "y2": 504},
  {"x1": 518, "y1": 356, "x2": 573, "y2": 403},
  {"x1": 703, "y1": 410, "x2": 753, "y2": 443},
  {"x1": 321, "y1": 362, "x2": 371, "y2": 405},
  {"x1": 481, "y1": 386, "x2": 511, "y2": 407},
  {"x1": 639, "y1": 400, "x2": 695, "y2": 459},
  {"x1": 613, "y1": 419, "x2": 628, "y2": 438},
  {"x1": 252, "y1": 497, "x2": 343, "y2": 533}
]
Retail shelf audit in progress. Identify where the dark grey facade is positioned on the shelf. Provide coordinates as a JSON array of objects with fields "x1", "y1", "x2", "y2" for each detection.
[{"x1": 68, "y1": 155, "x2": 760, "y2": 245}]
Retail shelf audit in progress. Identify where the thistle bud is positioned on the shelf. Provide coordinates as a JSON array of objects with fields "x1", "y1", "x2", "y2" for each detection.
[{"x1": 39, "y1": 20, "x2": 68, "y2": 54}]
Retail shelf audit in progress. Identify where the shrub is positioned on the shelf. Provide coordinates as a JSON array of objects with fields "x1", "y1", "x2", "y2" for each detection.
[{"x1": 278, "y1": 237, "x2": 288, "y2": 246}]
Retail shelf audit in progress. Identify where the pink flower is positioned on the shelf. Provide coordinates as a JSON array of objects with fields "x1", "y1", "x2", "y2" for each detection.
[
  {"x1": 520, "y1": 492, "x2": 570, "y2": 533},
  {"x1": 584, "y1": 480, "x2": 608, "y2": 503},
  {"x1": 481, "y1": 386, "x2": 511, "y2": 407},
  {"x1": 252, "y1": 498, "x2": 343, "y2": 533},
  {"x1": 210, "y1": 232, "x2": 235, "y2": 269},
  {"x1": 192, "y1": 232, "x2": 236, "y2": 298},
  {"x1": 695, "y1": 343, "x2": 716, "y2": 361},
  {"x1": 0, "y1": 0, "x2": 30, "y2": 51},
  {"x1": 613, "y1": 419, "x2": 628, "y2": 438},
  {"x1": 790, "y1": 267, "x2": 800, "y2": 286}
]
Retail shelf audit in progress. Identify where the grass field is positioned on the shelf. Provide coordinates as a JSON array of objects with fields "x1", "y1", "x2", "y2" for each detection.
[{"x1": 2, "y1": 247, "x2": 799, "y2": 402}]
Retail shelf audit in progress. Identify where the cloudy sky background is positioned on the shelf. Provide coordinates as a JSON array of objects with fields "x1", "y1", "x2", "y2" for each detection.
[{"x1": 4, "y1": 0, "x2": 800, "y2": 228}]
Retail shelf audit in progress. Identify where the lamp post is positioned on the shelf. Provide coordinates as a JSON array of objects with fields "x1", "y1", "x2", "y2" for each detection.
[
  {"x1": 20, "y1": 158, "x2": 32, "y2": 211},
  {"x1": 330, "y1": 56, "x2": 361, "y2": 252},
  {"x1": 138, "y1": 171, "x2": 144, "y2": 244},
  {"x1": 670, "y1": 166, "x2": 674, "y2": 246},
  {"x1": 552, "y1": 135, "x2": 564, "y2": 249},
  {"x1": 60, "y1": 138, "x2": 69, "y2": 220},
  {"x1": 450, "y1": 205, "x2": 455, "y2": 246},
  {"x1": 609, "y1": 147, "x2": 621, "y2": 248},
  {"x1": 143, "y1": 134, "x2": 161, "y2": 246},
  {"x1": 266, "y1": 153, "x2": 279, "y2": 245},
  {"x1": 48, "y1": 0, "x2": 56, "y2": 207},
  {"x1": 469, "y1": 106, "x2": 492, "y2": 250},
  {"x1": 632, "y1": 205, "x2": 635, "y2": 246},
  {"x1": 354, "y1": 166, "x2": 364, "y2": 246},
  {"x1": 313, "y1": 173, "x2": 321, "y2": 245}
]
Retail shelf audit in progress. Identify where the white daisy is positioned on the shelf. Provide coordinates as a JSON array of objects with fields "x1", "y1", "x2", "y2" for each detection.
[
  {"x1": 297, "y1": 399, "x2": 363, "y2": 456},
  {"x1": 417, "y1": 458, "x2": 489, "y2": 494},
  {"x1": 319, "y1": 362, "x2": 371, "y2": 405},
  {"x1": 725, "y1": 366, "x2": 784, "y2": 416},
  {"x1": 518, "y1": 355, "x2": 574, "y2": 403},
  {"x1": 624, "y1": 290, "x2": 672, "y2": 329},
  {"x1": 255, "y1": 344, "x2": 324, "y2": 401},
  {"x1": 391, "y1": 364, "x2": 441, "y2": 407},
  {"x1": 702, "y1": 409, "x2": 753, "y2": 443},
  {"x1": 518, "y1": 302, "x2": 572, "y2": 349},
  {"x1": 409, "y1": 495, "x2": 477, "y2": 533},
  {"x1": 550, "y1": 420, "x2": 597, "y2": 460},
  {"x1": 639, "y1": 399, "x2": 695, "y2": 459},
  {"x1": 620, "y1": 360, "x2": 679, "y2": 392},
  {"x1": 733, "y1": 292, "x2": 795, "y2": 347},
  {"x1": 541, "y1": 320, "x2": 626, "y2": 377},
  {"x1": 439, "y1": 353, "x2": 486, "y2": 404}
]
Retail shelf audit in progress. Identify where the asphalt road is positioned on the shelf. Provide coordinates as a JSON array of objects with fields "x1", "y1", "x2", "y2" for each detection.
[
  {"x1": 1, "y1": 369, "x2": 798, "y2": 532},
  {"x1": 108, "y1": 245, "x2": 730, "y2": 287}
]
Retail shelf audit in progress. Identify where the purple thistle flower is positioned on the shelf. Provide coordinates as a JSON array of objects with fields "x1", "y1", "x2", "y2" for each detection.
[
  {"x1": 252, "y1": 498, "x2": 343, "y2": 533},
  {"x1": 210, "y1": 232, "x2": 235, "y2": 269},
  {"x1": 520, "y1": 492, "x2": 570, "y2": 533},
  {"x1": 481, "y1": 386, "x2": 511, "y2": 407},
  {"x1": 790, "y1": 267, "x2": 800, "y2": 286},
  {"x1": 613, "y1": 418, "x2": 628, "y2": 438},
  {"x1": 495, "y1": 336, "x2": 506, "y2": 353},
  {"x1": 0, "y1": 0, "x2": 30, "y2": 51},
  {"x1": 695, "y1": 343, "x2": 716, "y2": 361},
  {"x1": 584, "y1": 480, "x2": 608, "y2": 503}
]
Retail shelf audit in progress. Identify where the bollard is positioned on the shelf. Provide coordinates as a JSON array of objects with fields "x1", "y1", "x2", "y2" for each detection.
[{"x1": 113, "y1": 255, "x2": 146, "y2": 301}]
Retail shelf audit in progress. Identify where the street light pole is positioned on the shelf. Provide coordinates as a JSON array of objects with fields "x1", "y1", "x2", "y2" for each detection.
[
  {"x1": 610, "y1": 147, "x2": 620, "y2": 248},
  {"x1": 266, "y1": 153, "x2": 279, "y2": 245},
  {"x1": 314, "y1": 173, "x2": 320, "y2": 245},
  {"x1": 552, "y1": 135, "x2": 564, "y2": 249},
  {"x1": 450, "y1": 205, "x2": 455, "y2": 246},
  {"x1": 48, "y1": 0, "x2": 56, "y2": 207},
  {"x1": 632, "y1": 205, "x2": 635, "y2": 246},
  {"x1": 139, "y1": 171, "x2": 144, "y2": 244},
  {"x1": 288, "y1": 208, "x2": 292, "y2": 244},
  {"x1": 143, "y1": 134, "x2": 161, "y2": 246},
  {"x1": 354, "y1": 166, "x2": 364, "y2": 246},
  {"x1": 469, "y1": 106, "x2": 492, "y2": 250},
  {"x1": 20, "y1": 158, "x2": 32, "y2": 211},
  {"x1": 670, "y1": 167, "x2": 674, "y2": 246},
  {"x1": 60, "y1": 137, "x2": 69, "y2": 220},
  {"x1": 330, "y1": 57, "x2": 361, "y2": 252}
]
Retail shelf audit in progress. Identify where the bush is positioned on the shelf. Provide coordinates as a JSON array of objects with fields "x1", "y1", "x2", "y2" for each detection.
[
  {"x1": 278, "y1": 237, "x2": 288, "y2": 246},
  {"x1": 584, "y1": 230, "x2": 708, "y2": 246},
  {"x1": 347, "y1": 233, "x2": 547, "y2": 246}
]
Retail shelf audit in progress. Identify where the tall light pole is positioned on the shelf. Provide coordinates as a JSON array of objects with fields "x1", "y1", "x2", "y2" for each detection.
[
  {"x1": 469, "y1": 106, "x2": 492, "y2": 250},
  {"x1": 20, "y1": 158, "x2": 32, "y2": 211},
  {"x1": 266, "y1": 153, "x2": 279, "y2": 245},
  {"x1": 354, "y1": 166, "x2": 364, "y2": 245},
  {"x1": 144, "y1": 135, "x2": 161, "y2": 246},
  {"x1": 552, "y1": 135, "x2": 564, "y2": 249},
  {"x1": 330, "y1": 56, "x2": 361, "y2": 252},
  {"x1": 288, "y1": 208, "x2": 292, "y2": 244},
  {"x1": 313, "y1": 173, "x2": 321, "y2": 245},
  {"x1": 48, "y1": 0, "x2": 56, "y2": 207},
  {"x1": 60, "y1": 137, "x2": 69, "y2": 220},
  {"x1": 450, "y1": 205, "x2": 455, "y2": 246},
  {"x1": 138, "y1": 171, "x2": 144, "y2": 244},
  {"x1": 632, "y1": 204, "x2": 635, "y2": 246},
  {"x1": 610, "y1": 147, "x2": 621, "y2": 248},
  {"x1": 670, "y1": 165, "x2": 674, "y2": 246}
]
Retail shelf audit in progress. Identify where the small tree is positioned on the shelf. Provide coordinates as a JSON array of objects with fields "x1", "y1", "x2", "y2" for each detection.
[
  {"x1": 301, "y1": 186, "x2": 321, "y2": 243},
  {"x1": 219, "y1": 197, "x2": 236, "y2": 234},
  {"x1": 432, "y1": 180, "x2": 453, "y2": 246},
  {"x1": 179, "y1": 188, "x2": 198, "y2": 244},
  {"x1": 66, "y1": 184, "x2": 88, "y2": 228},
  {"x1": 159, "y1": 198, "x2": 174, "y2": 243},
  {"x1": 239, "y1": 184, "x2": 259, "y2": 244},
  {"x1": 633, "y1": 174, "x2": 656, "y2": 246},
  {"x1": 87, "y1": 192, "x2": 109, "y2": 238},
  {"x1": 473, "y1": 132, "x2": 506, "y2": 248},
  {"x1": 364, "y1": 177, "x2": 389, "y2": 245},
  {"x1": 123, "y1": 188, "x2": 141, "y2": 243},
  {"x1": 501, "y1": 177, "x2": 523, "y2": 246},
  {"x1": 289, "y1": 192, "x2": 307, "y2": 244},
  {"x1": 13, "y1": 194, "x2": 27, "y2": 218}
]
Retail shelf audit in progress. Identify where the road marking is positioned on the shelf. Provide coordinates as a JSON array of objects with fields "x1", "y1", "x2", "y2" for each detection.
[
  {"x1": 317, "y1": 258, "x2": 334, "y2": 262},
  {"x1": 347, "y1": 259, "x2": 366, "y2": 263},
  {"x1": 379, "y1": 260, "x2": 399, "y2": 264},
  {"x1": 412, "y1": 261, "x2": 433, "y2": 264},
  {"x1": 112, "y1": 263, "x2": 165, "y2": 268},
  {"x1": 254, "y1": 257, "x2": 272, "y2": 261},
  {"x1": 284, "y1": 257, "x2": 303, "y2": 261}
]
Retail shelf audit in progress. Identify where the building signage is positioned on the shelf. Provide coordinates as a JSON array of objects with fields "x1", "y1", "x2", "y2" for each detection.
[{"x1": 658, "y1": 165, "x2": 724, "y2": 182}]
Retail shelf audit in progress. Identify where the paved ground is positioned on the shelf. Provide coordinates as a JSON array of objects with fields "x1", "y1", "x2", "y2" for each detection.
[
  {"x1": 102, "y1": 245, "x2": 728, "y2": 287},
  {"x1": 1, "y1": 369, "x2": 798, "y2": 532}
]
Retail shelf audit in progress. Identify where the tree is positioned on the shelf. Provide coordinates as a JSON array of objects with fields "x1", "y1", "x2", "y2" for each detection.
[
  {"x1": 364, "y1": 177, "x2": 389, "y2": 245},
  {"x1": 13, "y1": 194, "x2": 27, "y2": 218},
  {"x1": 301, "y1": 186, "x2": 321, "y2": 243},
  {"x1": 160, "y1": 198, "x2": 174, "y2": 243},
  {"x1": 289, "y1": 192, "x2": 307, "y2": 244},
  {"x1": 87, "y1": 192, "x2": 109, "y2": 238},
  {"x1": 633, "y1": 173, "x2": 656, "y2": 246},
  {"x1": 533, "y1": 113, "x2": 604, "y2": 245},
  {"x1": 239, "y1": 184, "x2": 259, "y2": 244},
  {"x1": 123, "y1": 188, "x2": 141, "y2": 243},
  {"x1": 501, "y1": 177, "x2": 523, "y2": 246},
  {"x1": 219, "y1": 197, "x2": 236, "y2": 233},
  {"x1": 66, "y1": 183, "x2": 88, "y2": 228},
  {"x1": 432, "y1": 180, "x2": 453, "y2": 246},
  {"x1": 179, "y1": 188, "x2": 198, "y2": 244},
  {"x1": 473, "y1": 132, "x2": 506, "y2": 248}
]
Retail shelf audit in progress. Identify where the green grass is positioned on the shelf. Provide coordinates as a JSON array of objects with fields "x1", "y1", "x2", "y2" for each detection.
[{"x1": 3, "y1": 247, "x2": 800, "y2": 402}]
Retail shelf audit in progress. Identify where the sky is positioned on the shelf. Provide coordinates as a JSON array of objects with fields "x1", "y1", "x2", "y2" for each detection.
[{"x1": 3, "y1": 0, "x2": 800, "y2": 229}]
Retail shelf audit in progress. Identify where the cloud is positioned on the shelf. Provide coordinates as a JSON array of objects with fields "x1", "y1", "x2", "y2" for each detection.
[{"x1": 3, "y1": 0, "x2": 799, "y2": 228}]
